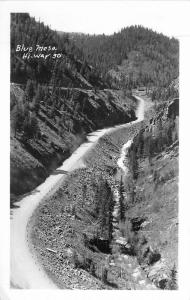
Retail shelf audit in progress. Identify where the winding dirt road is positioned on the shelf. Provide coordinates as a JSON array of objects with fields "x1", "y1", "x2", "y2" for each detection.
[{"x1": 10, "y1": 94, "x2": 145, "y2": 289}]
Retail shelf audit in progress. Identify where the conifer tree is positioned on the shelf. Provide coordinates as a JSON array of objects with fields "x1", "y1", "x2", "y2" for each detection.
[
  {"x1": 33, "y1": 85, "x2": 44, "y2": 112},
  {"x1": 25, "y1": 79, "x2": 36, "y2": 102},
  {"x1": 119, "y1": 176, "x2": 126, "y2": 221}
]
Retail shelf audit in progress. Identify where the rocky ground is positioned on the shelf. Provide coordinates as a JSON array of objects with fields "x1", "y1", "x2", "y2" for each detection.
[
  {"x1": 29, "y1": 94, "x2": 178, "y2": 289},
  {"x1": 124, "y1": 141, "x2": 178, "y2": 289},
  {"x1": 29, "y1": 95, "x2": 154, "y2": 289}
]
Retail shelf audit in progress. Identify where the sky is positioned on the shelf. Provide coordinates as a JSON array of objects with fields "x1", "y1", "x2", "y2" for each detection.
[{"x1": 7, "y1": 1, "x2": 190, "y2": 39}]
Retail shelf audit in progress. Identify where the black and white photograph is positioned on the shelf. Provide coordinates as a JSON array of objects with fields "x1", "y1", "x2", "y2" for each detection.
[{"x1": 0, "y1": 1, "x2": 190, "y2": 299}]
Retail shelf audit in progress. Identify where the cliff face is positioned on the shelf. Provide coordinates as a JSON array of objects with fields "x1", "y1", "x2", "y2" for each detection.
[
  {"x1": 10, "y1": 83, "x2": 137, "y2": 205},
  {"x1": 122, "y1": 98, "x2": 179, "y2": 289}
]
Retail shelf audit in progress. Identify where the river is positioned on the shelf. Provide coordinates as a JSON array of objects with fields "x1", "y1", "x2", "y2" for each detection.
[{"x1": 10, "y1": 95, "x2": 145, "y2": 289}]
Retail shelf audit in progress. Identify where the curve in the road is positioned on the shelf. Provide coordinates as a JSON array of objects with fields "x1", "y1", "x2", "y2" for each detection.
[{"x1": 10, "y1": 95, "x2": 145, "y2": 289}]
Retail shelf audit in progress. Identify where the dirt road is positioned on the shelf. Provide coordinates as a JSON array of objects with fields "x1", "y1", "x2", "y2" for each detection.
[{"x1": 10, "y1": 94, "x2": 145, "y2": 289}]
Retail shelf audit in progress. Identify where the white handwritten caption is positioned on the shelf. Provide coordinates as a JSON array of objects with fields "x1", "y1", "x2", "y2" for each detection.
[{"x1": 16, "y1": 44, "x2": 63, "y2": 60}]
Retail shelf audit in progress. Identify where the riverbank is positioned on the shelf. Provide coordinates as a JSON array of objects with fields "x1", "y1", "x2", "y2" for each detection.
[
  {"x1": 11, "y1": 94, "x2": 153, "y2": 289},
  {"x1": 29, "y1": 124, "x2": 144, "y2": 289},
  {"x1": 31, "y1": 93, "x2": 178, "y2": 289},
  {"x1": 28, "y1": 95, "x2": 152, "y2": 289}
]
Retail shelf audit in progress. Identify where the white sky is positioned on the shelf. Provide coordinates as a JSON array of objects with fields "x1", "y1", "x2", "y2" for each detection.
[
  {"x1": 0, "y1": 2, "x2": 190, "y2": 300},
  {"x1": 6, "y1": 1, "x2": 190, "y2": 38}
]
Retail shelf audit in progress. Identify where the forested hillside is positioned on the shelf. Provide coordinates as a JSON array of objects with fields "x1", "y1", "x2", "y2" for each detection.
[
  {"x1": 11, "y1": 13, "x2": 106, "y2": 88},
  {"x1": 121, "y1": 96, "x2": 179, "y2": 288},
  {"x1": 68, "y1": 27, "x2": 179, "y2": 98},
  {"x1": 10, "y1": 13, "x2": 137, "y2": 204}
]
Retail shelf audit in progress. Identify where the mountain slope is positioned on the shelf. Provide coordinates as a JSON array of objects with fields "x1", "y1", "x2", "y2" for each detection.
[
  {"x1": 69, "y1": 27, "x2": 179, "y2": 91},
  {"x1": 10, "y1": 13, "x2": 179, "y2": 290},
  {"x1": 10, "y1": 14, "x2": 137, "y2": 204},
  {"x1": 11, "y1": 13, "x2": 107, "y2": 88},
  {"x1": 121, "y1": 96, "x2": 179, "y2": 288},
  {"x1": 30, "y1": 94, "x2": 178, "y2": 289}
]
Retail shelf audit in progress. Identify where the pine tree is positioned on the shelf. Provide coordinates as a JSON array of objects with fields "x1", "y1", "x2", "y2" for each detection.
[
  {"x1": 22, "y1": 111, "x2": 39, "y2": 139},
  {"x1": 119, "y1": 176, "x2": 126, "y2": 221},
  {"x1": 13, "y1": 102, "x2": 25, "y2": 136},
  {"x1": 30, "y1": 115, "x2": 40, "y2": 139},
  {"x1": 143, "y1": 133, "x2": 151, "y2": 159},
  {"x1": 33, "y1": 85, "x2": 44, "y2": 112},
  {"x1": 129, "y1": 146, "x2": 139, "y2": 179},
  {"x1": 136, "y1": 129, "x2": 144, "y2": 157},
  {"x1": 25, "y1": 79, "x2": 36, "y2": 102},
  {"x1": 23, "y1": 112, "x2": 31, "y2": 139}
]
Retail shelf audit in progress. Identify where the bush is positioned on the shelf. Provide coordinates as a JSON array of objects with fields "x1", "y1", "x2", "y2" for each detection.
[{"x1": 23, "y1": 115, "x2": 40, "y2": 139}]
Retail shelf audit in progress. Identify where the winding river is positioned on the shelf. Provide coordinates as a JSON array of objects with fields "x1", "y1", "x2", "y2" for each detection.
[{"x1": 10, "y1": 94, "x2": 145, "y2": 289}]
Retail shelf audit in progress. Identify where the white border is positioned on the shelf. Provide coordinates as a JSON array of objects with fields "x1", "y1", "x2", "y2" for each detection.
[{"x1": 0, "y1": 1, "x2": 190, "y2": 300}]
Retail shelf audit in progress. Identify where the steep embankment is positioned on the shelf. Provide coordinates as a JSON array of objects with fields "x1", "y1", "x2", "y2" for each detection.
[
  {"x1": 11, "y1": 96, "x2": 143, "y2": 289},
  {"x1": 28, "y1": 95, "x2": 153, "y2": 289},
  {"x1": 11, "y1": 83, "x2": 137, "y2": 206},
  {"x1": 11, "y1": 124, "x2": 119, "y2": 289},
  {"x1": 119, "y1": 97, "x2": 179, "y2": 289},
  {"x1": 29, "y1": 95, "x2": 178, "y2": 290}
]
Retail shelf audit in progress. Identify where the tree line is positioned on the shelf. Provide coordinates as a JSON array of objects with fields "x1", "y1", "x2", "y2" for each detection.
[
  {"x1": 71, "y1": 26, "x2": 179, "y2": 91},
  {"x1": 11, "y1": 13, "x2": 107, "y2": 89}
]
